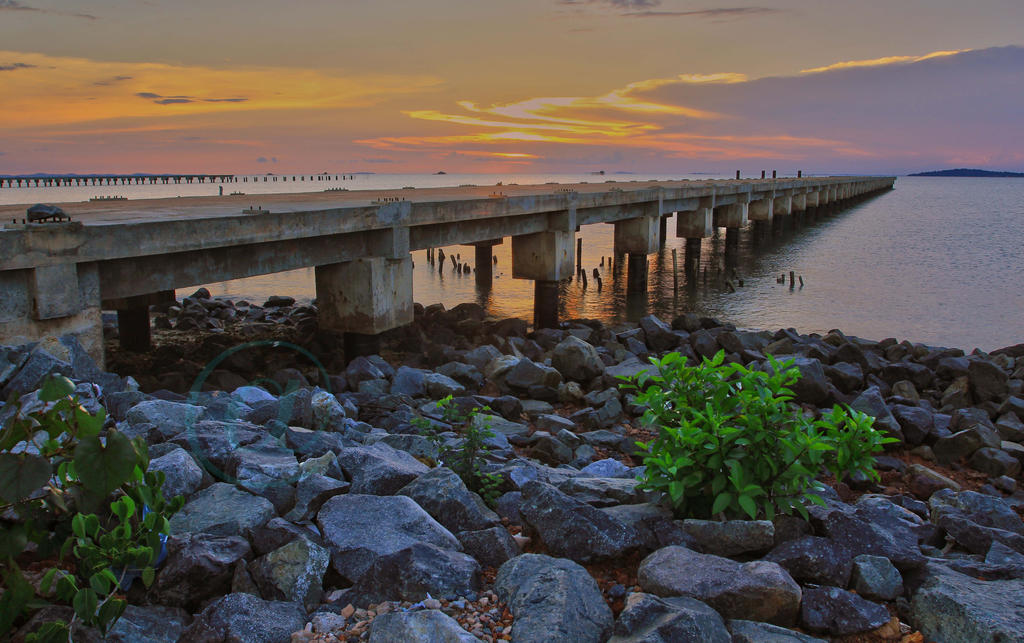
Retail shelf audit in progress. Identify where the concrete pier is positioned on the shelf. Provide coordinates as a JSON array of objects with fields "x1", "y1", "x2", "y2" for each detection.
[{"x1": 0, "y1": 176, "x2": 896, "y2": 364}]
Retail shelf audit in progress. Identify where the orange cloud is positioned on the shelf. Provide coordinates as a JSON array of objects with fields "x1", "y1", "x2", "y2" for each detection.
[
  {"x1": 0, "y1": 50, "x2": 441, "y2": 128},
  {"x1": 800, "y1": 48, "x2": 969, "y2": 74}
]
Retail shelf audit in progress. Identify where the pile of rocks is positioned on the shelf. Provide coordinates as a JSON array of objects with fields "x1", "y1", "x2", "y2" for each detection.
[{"x1": 4, "y1": 307, "x2": 1024, "y2": 642}]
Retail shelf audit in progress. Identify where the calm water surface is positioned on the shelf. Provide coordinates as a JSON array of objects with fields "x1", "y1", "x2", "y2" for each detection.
[{"x1": 4, "y1": 175, "x2": 1021, "y2": 351}]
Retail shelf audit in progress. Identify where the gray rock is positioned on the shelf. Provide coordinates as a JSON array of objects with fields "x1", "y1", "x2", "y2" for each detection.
[
  {"x1": 603, "y1": 357, "x2": 652, "y2": 388},
  {"x1": 728, "y1": 620, "x2": 825, "y2": 642},
  {"x1": 892, "y1": 404, "x2": 935, "y2": 446},
  {"x1": 528, "y1": 433, "x2": 574, "y2": 465},
  {"x1": 785, "y1": 358, "x2": 830, "y2": 407},
  {"x1": 179, "y1": 593, "x2": 306, "y2": 643},
  {"x1": 934, "y1": 424, "x2": 1002, "y2": 463},
  {"x1": 996, "y1": 412, "x2": 1024, "y2": 442},
  {"x1": 929, "y1": 489, "x2": 1024, "y2": 536},
  {"x1": 519, "y1": 480, "x2": 641, "y2": 562},
  {"x1": 169, "y1": 420, "x2": 263, "y2": 474},
  {"x1": 463, "y1": 344, "x2": 503, "y2": 372},
  {"x1": 1, "y1": 347, "x2": 70, "y2": 398},
  {"x1": 552, "y1": 335, "x2": 606, "y2": 382},
  {"x1": 424, "y1": 372, "x2": 467, "y2": 398},
  {"x1": 495, "y1": 554, "x2": 613, "y2": 643},
  {"x1": 808, "y1": 503, "x2": 925, "y2": 570},
  {"x1": 436, "y1": 362, "x2": 485, "y2": 390},
  {"x1": 969, "y1": 359, "x2": 1009, "y2": 403},
  {"x1": 348, "y1": 542, "x2": 480, "y2": 606},
  {"x1": 316, "y1": 494, "x2": 460, "y2": 582},
  {"x1": 971, "y1": 446, "x2": 1022, "y2": 477},
  {"x1": 369, "y1": 610, "x2": 478, "y2": 643},
  {"x1": 153, "y1": 533, "x2": 251, "y2": 611},
  {"x1": 148, "y1": 447, "x2": 203, "y2": 500},
  {"x1": 249, "y1": 536, "x2": 329, "y2": 609},
  {"x1": 849, "y1": 386, "x2": 902, "y2": 440},
  {"x1": 763, "y1": 536, "x2": 853, "y2": 587},
  {"x1": 391, "y1": 366, "x2": 427, "y2": 397},
  {"x1": 608, "y1": 592, "x2": 730, "y2": 643},
  {"x1": 346, "y1": 356, "x2": 386, "y2": 390},
  {"x1": 506, "y1": 358, "x2": 563, "y2": 390},
  {"x1": 127, "y1": 399, "x2": 204, "y2": 438},
  {"x1": 557, "y1": 476, "x2": 647, "y2": 507},
  {"x1": 799, "y1": 586, "x2": 890, "y2": 637},
  {"x1": 678, "y1": 519, "x2": 774, "y2": 557},
  {"x1": 334, "y1": 441, "x2": 429, "y2": 495},
  {"x1": 99, "y1": 605, "x2": 192, "y2": 643},
  {"x1": 398, "y1": 467, "x2": 500, "y2": 533},
  {"x1": 456, "y1": 526, "x2": 520, "y2": 567},
  {"x1": 168, "y1": 482, "x2": 275, "y2": 538},
  {"x1": 850, "y1": 554, "x2": 903, "y2": 601},
  {"x1": 910, "y1": 563, "x2": 1024, "y2": 643},
  {"x1": 284, "y1": 473, "x2": 348, "y2": 521},
  {"x1": 638, "y1": 546, "x2": 801, "y2": 626},
  {"x1": 640, "y1": 315, "x2": 679, "y2": 353},
  {"x1": 580, "y1": 458, "x2": 633, "y2": 478}
]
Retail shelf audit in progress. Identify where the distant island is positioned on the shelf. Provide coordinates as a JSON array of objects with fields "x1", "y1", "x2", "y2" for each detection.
[{"x1": 908, "y1": 168, "x2": 1024, "y2": 177}]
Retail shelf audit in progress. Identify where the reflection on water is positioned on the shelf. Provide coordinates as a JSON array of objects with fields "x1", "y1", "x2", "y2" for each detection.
[{"x1": 194, "y1": 177, "x2": 1024, "y2": 352}]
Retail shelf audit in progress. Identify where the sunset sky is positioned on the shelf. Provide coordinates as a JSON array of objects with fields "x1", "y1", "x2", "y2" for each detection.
[{"x1": 1, "y1": 0, "x2": 1022, "y2": 175}]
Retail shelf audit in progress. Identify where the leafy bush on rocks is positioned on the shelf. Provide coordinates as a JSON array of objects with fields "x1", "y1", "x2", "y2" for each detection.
[
  {"x1": 0, "y1": 376, "x2": 182, "y2": 640},
  {"x1": 413, "y1": 396, "x2": 502, "y2": 506},
  {"x1": 622, "y1": 351, "x2": 895, "y2": 520}
]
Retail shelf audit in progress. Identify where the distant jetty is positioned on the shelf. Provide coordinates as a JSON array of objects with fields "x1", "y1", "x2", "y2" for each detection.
[{"x1": 909, "y1": 168, "x2": 1024, "y2": 177}]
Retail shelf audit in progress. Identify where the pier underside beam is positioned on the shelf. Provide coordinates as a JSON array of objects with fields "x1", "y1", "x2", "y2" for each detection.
[
  {"x1": 676, "y1": 197, "x2": 714, "y2": 239},
  {"x1": 748, "y1": 197, "x2": 774, "y2": 222},
  {"x1": 613, "y1": 205, "x2": 659, "y2": 294},
  {"x1": 105, "y1": 290, "x2": 174, "y2": 352},
  {"x1": 713, "y1": 202, "x2": 748, "y2": 229}
]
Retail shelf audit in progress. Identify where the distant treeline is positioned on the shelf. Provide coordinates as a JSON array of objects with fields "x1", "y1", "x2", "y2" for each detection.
[{"x1": 909, "y1": 168, "x2": 1024, "y2": 177}]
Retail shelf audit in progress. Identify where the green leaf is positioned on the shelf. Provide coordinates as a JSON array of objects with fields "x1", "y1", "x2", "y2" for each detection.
[
  {"x1": 89, "y1": 572, "x2": 111, "y2": 596},
  {"x1": 141, "y1": 566, "x2": 156, "y2": 588},
  {"x1": 0, "y1": 452, "x2": 52, "y2": 503},
  {"x1": 711, "y1": 492, "x2": 733, "y2": 515},
  {"x1": 39, "y1": 375, "x2": 76, "y2": 402},
  {"x1": 26, "y1": 619, "x2": 69, "y2": 643},
  {"x1": 72, "y1": 588, "x2": 98, "y2": 622},
  {"x1": 74, "y1": 430, "x2": 138, "y2": 496},
  {"x1": 737, "y1": 494, "x2": 758, "y2": 519},
  {"x1": 96, "y1": 598, "x2": 127, "y2": 633}
]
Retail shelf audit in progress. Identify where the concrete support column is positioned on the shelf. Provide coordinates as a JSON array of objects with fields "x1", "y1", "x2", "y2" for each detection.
[
  {"x1": 658, "y1": 215, "x2": 669, "y2": 249},
  {"x1": 0, "y1": 259, "x2": 104, "y2": 368},
  {"x1": 512, "y1": 225, "x2": 574, "y2": 329},
  {"x1": 469, "y1": 239, "x2": 502, "y2": 290},
  {"x1": 116, "y1": 302, "x2": 150, "y2": 352},
  {"x1": 626, "y1": 253, "x2": 648, "y2": 292},
  {"x1": 676, "y1": 197, "x2": 714, "y2": 239},
  {"x1": 748, "y1": 197, "x2": 774, "y2": 222},
  {"x1": 806, "y1": 191, "x2": 820, "y2": 211},
  {"x1": 315, "y1": 256, "x2": 413, "y2": 357},
  {"x1": 713, "y1": 202, "x2": 748, "y2": 229},
  {"x1": 613, "y1": 203, "x2": 659, "y2": 296},
  {"x1": 792, "y1": 192, "x2": 807, "y2": 213},
  {"x1": 773, "y1": 193, "x2": 792, "y2": 217},
  {"x1": 684, "y1": 237, "x2": 702, "y2": 273}
]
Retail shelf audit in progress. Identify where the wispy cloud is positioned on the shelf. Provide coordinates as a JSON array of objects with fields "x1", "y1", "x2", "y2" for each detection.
[
  {"x1": 800, "y1": 49, "x2": 968, "y2": 74},
  {"x1": 0, "y1": 0, "x2": 96, "y2": 19},
  {"x1": 0, "y1": 61, "x2": 36, "y2": 71},
  {"x1": 623, "y1": 7, "x2": 778, "y2": 19},
  {"x1": 135, "y1": 91, "x2": 247, "y2": 105},
  {"x1": 93, "y1": 75, "x2": 133, "y2": 86}
]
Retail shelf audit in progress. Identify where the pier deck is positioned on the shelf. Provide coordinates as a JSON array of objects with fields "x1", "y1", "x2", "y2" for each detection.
[{"x1": 0, "y1": 176, "x2": 895, "y2": 365}]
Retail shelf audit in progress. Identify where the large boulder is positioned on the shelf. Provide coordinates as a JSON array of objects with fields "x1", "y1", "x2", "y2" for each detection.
[
  {"x1": 910, "y1": 563, "x2": 1024, "y2": 642},
  {"x1": 152, "y1": 533, "x2": 251, "y2": 611},
  {"x1": 168, "y1": 482, "x2": 275, "y2": 538},
  {"x1": 638, "y1": 546, "x2": 801, "y2": 626},
  {"x1": 334, "y1": 442, "x2": 429, "y2": 495},
  {"x1": 799, "y1": 586, "x2": 889, "y2": 637},
  {"x1": 808, "y1": 502, "x2": 925, "y2": 570},
  {"x1": 519, "y1": 481, "x2": 641, "y2": 562},
  {"x1": 316, "y1": 494, "x2": 460, "y2": 582},
  {"x1": 127, "y1": 400, "x2": 204, "y2": 438},
  {"x1": 398, "y1": 467, "x2": 500, "y2": 533},
  {"x1": 849, "y1": 387, "x2": 903, "y2": 440},
  {"x1": 850, "y1": 554, "x2": 904, "y2": 601},
  {"x1": 346, "y1": 542, "x2": 481, "y2": 605},
  {"x1": 248, "y1": 536, "x2": 330, "y2": 610},
  {"x1": 677, "y1": 519, "x2": 774, "y2": 557},
  {"x1": 369, "y1": 610, "x2": 478, "y2": 643},
  {"x1": 728, "y1": 620, "x2": 825, "y2": 642},
  {"x1": 639, "y1": 315, "x2": 679, "y2": 353},
  {"x1": 495, "y1": 554, "x2": 613, "y2": 643},
  {"x1": 763, "y1": 536, "x2": 853, "y2": 587},
  {"x1": 456, "y1": 526, "x2": 521, "y2": 567},
  {"x1": 148, "y1": 447, "x2": 203, "y2": 500},
  {"x1": 178, "y1": 593, "x2": 306, "y2": 643},
  {"x1": 608, "y1": 592, "x2": 730, "y2": 643},
  {"x1": 552, "y1": 335, "x2": 606, "y2": 382},
  {"x1": 969, "y1": 359, "x2": 1009, "y2": 403}
]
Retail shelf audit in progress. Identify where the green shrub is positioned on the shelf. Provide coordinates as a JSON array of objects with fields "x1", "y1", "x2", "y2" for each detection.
[
  {"x1": 620, "y1": 351, "x2": 895, "y2": 520},
  {"x1": 413, "y1": 396, "x2": 503, "y2": 507},
  {"x1": 0, "y1": 375, "x2": 182, "y2": 640}
]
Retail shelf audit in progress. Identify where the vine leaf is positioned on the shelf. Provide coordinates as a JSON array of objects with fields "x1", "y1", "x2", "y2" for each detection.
[
  {"x1": 0, "y1": 453, "x2": 52, "y2": 503},
  {"x1": 74, "y1": 430, "x2": 137, "y2": 496}
]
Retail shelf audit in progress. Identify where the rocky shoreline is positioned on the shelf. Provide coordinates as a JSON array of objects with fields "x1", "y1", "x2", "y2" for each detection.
[{"x1": 4, "y1": 290, "x2": 1024, "y2": 642}]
